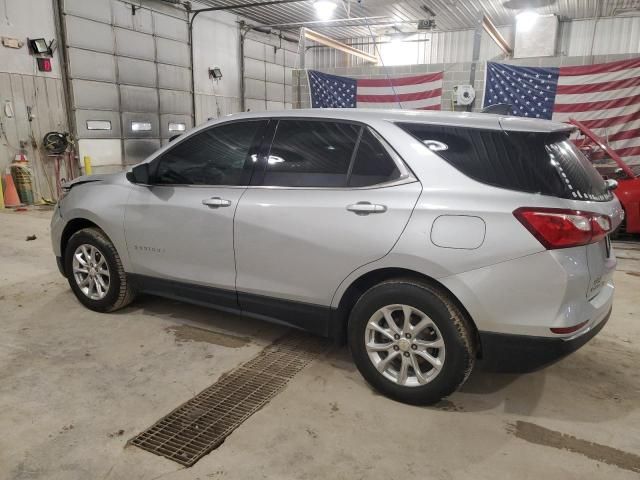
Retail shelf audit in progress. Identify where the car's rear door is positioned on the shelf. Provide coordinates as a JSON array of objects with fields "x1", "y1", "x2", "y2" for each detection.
[
  {"x1": 124, "y1": 119, "x2": 268, "y2": 308},
  {"x1": 234, "y1": 118, "x2": 422, "y2": 334}
]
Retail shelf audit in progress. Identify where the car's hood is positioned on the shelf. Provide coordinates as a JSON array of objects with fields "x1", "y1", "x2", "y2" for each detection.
[{"x1": 63, "y1": 172, "x2": 126, "y2": 190}]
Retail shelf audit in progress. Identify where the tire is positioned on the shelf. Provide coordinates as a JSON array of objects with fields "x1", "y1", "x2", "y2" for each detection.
[
  {"x1": 64, "y1": 227, "x2": 135, "y2": 312},
  {"x1": 348, "y1": 279, "x2": 476, "y2": 405}
]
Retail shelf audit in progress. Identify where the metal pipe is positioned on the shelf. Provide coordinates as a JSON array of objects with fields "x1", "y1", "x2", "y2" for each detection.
[
  {"x1": 482, "y1": 15, "x2": 513, "y2": 56},
  {"x1": 192, "y1": 0, "x2": 310, "y2": 14},
  {"x1": 304, "y1": 28, "x2": 378, "y2": 64}
]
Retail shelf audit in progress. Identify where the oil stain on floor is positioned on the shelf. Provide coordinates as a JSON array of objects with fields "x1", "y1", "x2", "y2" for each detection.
[
  {"x1": 166, "y1": 325, "x2": 251, "y2": 348},
  {"x1": 509, "y1": 420, "x2": 640, "y2": 473}
]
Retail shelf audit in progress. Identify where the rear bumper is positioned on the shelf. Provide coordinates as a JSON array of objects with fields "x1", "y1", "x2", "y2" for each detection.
[{"x1": 477, "y1": 305, "x2": 611, "y2": 373}]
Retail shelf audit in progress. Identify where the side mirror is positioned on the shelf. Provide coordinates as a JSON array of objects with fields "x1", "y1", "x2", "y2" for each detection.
[
  {"x1": 126, "y1": 163, "x2": 151, "y2": 184},
  {"x1": 605, "y1": 178, "x2": 618, "y2": 191}
]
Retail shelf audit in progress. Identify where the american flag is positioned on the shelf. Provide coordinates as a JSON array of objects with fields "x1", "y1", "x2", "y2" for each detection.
[
  {"x1": 309, "y1": 70, "x2": 443, "y2": 110},
  {"x1": 484, "y1": 58, "x2": 640, "y2": 164}
]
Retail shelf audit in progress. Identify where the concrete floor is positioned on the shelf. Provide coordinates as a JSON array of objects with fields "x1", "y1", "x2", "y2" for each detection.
[{"x1": 1, "y1": 209, "x2": 639, "y2": 480}]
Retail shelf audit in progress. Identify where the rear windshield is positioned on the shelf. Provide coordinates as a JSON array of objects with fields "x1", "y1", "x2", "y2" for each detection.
[{"x1": 398, "y1": 123, "x2": 612, "y2": 202}]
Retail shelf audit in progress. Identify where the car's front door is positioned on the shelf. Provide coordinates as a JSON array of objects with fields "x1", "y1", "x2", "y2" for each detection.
[
  {"x1": 234, "y1": 119, "x2": 422, "y2": 334},
  {"x1": 124, "y1": 119, "x2": 268, "y2": 308}
]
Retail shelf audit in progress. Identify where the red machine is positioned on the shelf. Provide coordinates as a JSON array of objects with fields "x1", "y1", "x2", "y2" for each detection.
[{"x1": 570, "y1": 118, "x2": 640, "y2": 236}]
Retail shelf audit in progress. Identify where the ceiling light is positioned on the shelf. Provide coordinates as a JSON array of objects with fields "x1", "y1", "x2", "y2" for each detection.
[
  {"x1": 516, "y1": 10, "x2": 539, "y2": 32},
  {"x1": 313, "y1": 0, "x2": 337, "y2": 20}
]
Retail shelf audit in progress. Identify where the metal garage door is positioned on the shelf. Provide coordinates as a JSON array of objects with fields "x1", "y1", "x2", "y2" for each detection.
[
  {"x1": 243, "y1": 30, "x2": 298, "y2": 112},
  {"x1": 62, "y1": 0, "x2": 193, "y2": 167}
]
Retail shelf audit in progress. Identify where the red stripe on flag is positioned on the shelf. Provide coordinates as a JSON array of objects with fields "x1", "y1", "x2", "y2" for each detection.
[
  {"x1": 559, "y1": 58, "x2": 640, "y2": 76},
  {"x1": 417, "y1": 104, "x2": 441, "y2": 111},
  {"x1": 357, "y1": 88, "x2": 442, "y2": 103},
  {"x1": 554, "y1": 92, "x2": 640, "y2": 113},
  {"x1": 577, "y1": 111, "x2": 640, "y2": 129},
  {"x1": 557, "y1": 75, "x2": 640, "y2": 94},
  {"x1": 608, "y1": 128, "x2": 640, "y2": 142},
  {"x1": 357, "y1": 73, "x2": 443, "y2": 87},
  {"x1": 590, "y1": 145, "x2": 640, "y2": 160}
]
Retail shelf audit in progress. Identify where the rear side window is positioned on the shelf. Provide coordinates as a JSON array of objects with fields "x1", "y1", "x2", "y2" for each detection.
[
  {"x1": 154, "y1": 120, "x2": 266, "y2": 186},
  {"x1": 262, "y1": 120, "x2": 360, "y2": 187},
  {"x1": 349, "y1": 129, "x2": 400, "y2": 187},
  {"x1": 398, "y1": 123, "x2": 612, "y2": 201}
]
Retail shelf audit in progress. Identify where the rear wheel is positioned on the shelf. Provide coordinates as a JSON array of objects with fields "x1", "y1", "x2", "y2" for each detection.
[
  {"x1": 64, "y1": 227, "x2": 135, "y2": 312},
  {"x1": 348, "y1": 279, "x2": 475, "y2": 405}
]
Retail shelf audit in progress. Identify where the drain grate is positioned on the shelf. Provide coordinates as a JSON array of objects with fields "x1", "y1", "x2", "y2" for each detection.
[{"x1": 130, "y1": 331, "x2": 330, "y2": 466}]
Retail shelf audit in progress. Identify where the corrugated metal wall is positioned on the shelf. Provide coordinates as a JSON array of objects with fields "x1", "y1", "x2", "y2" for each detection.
[
  {"x1": 310, "y1": 16, "x2": 640, "y2": 69},
  {"x1": 242, "y1": 30, "x2": 298, "y2": 111},
  {"x1": 63, "y1": 0, "x2": 194, "y2": 171},
  {"x1": 0, "y1": 74, "x2": 67, "y2": 201}
]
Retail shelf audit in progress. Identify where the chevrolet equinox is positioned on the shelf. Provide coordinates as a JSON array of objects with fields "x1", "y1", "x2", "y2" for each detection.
[{"x1": 51, "y1": 109, "x2": 622, "y2": 405}]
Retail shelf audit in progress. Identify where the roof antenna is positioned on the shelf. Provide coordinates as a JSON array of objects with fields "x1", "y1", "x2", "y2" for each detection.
[{"x1": 363, "y1": 16, "x2": 402, "y2": 109}]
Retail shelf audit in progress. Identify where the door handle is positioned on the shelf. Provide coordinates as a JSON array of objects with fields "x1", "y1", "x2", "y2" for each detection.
[
  {"x1": 202, "y1": 197, "x2": 232, "y2": 208},
  {"x1": 346, "y1": 201, "x2": 387, "y2": 215}
]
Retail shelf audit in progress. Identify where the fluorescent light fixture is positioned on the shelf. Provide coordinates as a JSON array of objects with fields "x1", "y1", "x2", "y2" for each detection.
[
  {"x1": 313, "y1": 0, "x2": 337, "y2": 20},
  {"x1": 516, "y1": 10, "x2": 539, "y2": 32},
  {"x1": 131, "y1": 121, "x2": 152, "y2": 132},
  {"x1": 86, "y1": 120, "x2": 111, "y2": 130},
  {"x1": 168, "y1": 122, "x2": 186, "y2": 132}
]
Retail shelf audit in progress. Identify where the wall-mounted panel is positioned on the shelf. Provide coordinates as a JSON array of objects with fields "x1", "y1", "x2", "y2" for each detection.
[
  {"x1": 115, "y1": 28, "x2": 155, "y2": 61},
  {"x1": 245, "y1": 78, "x2": 266, "y2": 100},
  {"x1": 124, "y1": 139, "x2": 161, "y2": 165},
  {"x1": 120, "y1": 85, "x2": 159, "y2": 113},
  {"x1": 77, "y1": 139, "x2": 123, "y2": 169},
  {"x1": 65, "y1": 16, "x2": 114, "y2": 53},
  {"x1": 68, "y1": 48, "x2": 116, "y2": 82},
  {"x1": 75, "y1": 109, "x2": 121, "y2": 139},
  {"x1": 159, "y1": 89, "x2": 192, "y2": 114},
  {"x1": 158, "y1": 64, "x2": 191, "y2": 91},
  {"x1": 266, "y1": 63, "x2": 284, "y2": 84},
  {"x1": 73, "y1": 80, "x2": 119, "y2": 111},
  {"x1": 65, "y1": 0, "x2": 112, "y2": 23},
  {"x1": 156, "y1": 37, "x2": 190, "y2": 67},
  {"x1": 152, "y1": 11, "x2": 188, "y2": 42},
  {"x1": 112, "y1": 0, "x2": 153, "y2": 33},
  {"x1": 266, "y1": 82, "x2": 284, "y2": 103},
  {"x1": 117, "y1": 57, "x2": 157, "y2": 87}
]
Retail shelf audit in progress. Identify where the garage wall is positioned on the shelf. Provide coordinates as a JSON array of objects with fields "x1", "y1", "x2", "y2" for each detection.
[
  {"x1": 0, "y1": 0, "x2": 68, "y2": 202},
  {"x1": 310, "y1": 16, "x2": 640, "y2": 69},
  {"x1": 294, "y1": 51, "x2": 640, "y2": 112},
  {"x1": 62, "y1": 0, "x2": 194, "y2": 171},
  {"x1": 193, "y1": 11, "x2": 242, "y2": 123},
  {"x1": 242, "y1": 29, "x2": 298, "y2": 112}
]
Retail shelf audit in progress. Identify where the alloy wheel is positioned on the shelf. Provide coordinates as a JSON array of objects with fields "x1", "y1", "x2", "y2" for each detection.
[
  {"x1": 365, "y1": 304, "x2": 446, "y2": 387},
  {"x1": 72, "y1": 244, "x2": 110, "y2": 300}
]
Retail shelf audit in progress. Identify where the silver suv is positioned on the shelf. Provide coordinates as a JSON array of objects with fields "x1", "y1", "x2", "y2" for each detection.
[{"x1": 51, "y1": 109, "x2": 622, "y2": 405}]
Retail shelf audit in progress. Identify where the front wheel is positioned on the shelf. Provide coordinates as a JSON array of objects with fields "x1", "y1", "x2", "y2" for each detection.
[
  {"x1": 348, "y1": 279, "x2": 476, "y2": 405},
  {"x1": 64, "y1": 227, "x2": 135, "y2": 312}
]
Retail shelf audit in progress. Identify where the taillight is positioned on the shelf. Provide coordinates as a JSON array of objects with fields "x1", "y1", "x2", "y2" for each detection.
[{"x1": 514, "y1": 207, "x2": 612, "y2": 250}]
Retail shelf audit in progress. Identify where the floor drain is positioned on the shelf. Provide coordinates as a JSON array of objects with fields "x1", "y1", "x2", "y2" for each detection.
[{"x1": 130, "y1": 331, "x2": 330, "y2": 466}]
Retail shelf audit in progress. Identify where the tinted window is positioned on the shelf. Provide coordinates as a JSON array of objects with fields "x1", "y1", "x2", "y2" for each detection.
[
  {"x1": 262, "y1": 120, "x2": 360, "y2": 187},
  {"x1": 349, "y1": 129, "x2": 400, "y2": 187},
  {"x1": 398, "y1": 123, "x2": 612, "y2": 201},
  {"x1": 154, "y1": 121, "x2": 266, "y2": 185}
]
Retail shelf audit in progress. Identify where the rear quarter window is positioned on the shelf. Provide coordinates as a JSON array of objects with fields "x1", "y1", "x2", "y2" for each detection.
[{"x1": 397, "y1": 122, "x2": 612, "y2": 201}]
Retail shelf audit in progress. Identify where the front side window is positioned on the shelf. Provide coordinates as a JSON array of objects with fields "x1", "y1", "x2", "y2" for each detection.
[{"x1": 154, "y1": 120, "x2": 266, "y2": 186}]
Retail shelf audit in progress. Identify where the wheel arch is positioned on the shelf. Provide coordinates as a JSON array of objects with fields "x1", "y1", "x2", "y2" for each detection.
[
  {"x1": 331, "y1": 267, "x2": 481, "y2": 354},
  {"x1": 60, "y1": 218, "x2": 111, "y2": 275}
]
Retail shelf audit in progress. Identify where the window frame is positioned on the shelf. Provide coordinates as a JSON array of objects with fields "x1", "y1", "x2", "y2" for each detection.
[
  {"x1": 249, "y1": 117, "x2": 414, "y2": 190},
  {"x1": 148, "y1": 118, "x2": 270, "y2": 188}
]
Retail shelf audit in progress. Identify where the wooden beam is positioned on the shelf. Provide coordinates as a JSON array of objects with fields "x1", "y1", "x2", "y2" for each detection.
[{"x1": 482, "y1": 15, "x2": 513, "y2": 56}]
